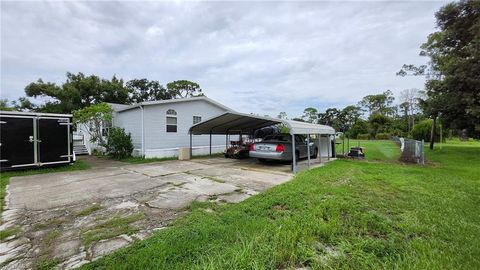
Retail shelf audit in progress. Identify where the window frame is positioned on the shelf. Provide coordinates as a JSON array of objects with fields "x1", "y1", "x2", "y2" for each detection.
[
  {"x1": 166, "y1": 109, "x2": 178, "y2": 133},
  {"x1": 193, "y1": 115, "x2": 202, "y2": 125},
  {"x1": 101, "y1": 119, "x2": 113, "y2": 136}
]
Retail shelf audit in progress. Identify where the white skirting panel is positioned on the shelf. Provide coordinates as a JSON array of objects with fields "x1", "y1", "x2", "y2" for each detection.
[{"x1": 133, "y1": 145, "x2": 226, "y2": 158}]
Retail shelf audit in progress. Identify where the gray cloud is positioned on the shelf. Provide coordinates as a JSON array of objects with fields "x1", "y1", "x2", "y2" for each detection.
[{"x1": 1, "y1": 0, "x2": 447, "y2": 117}]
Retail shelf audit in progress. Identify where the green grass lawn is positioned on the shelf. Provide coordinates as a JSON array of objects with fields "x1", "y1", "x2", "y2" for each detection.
[
  {"x1": 336, "y1": 139, "x2": 400, "y2": 162},
  {"x1": 79, "y1": 139, "x2": 480, "y2": 270},
  {"x1": 0, "y1": 160, "x2": 90, "y2": 214}
]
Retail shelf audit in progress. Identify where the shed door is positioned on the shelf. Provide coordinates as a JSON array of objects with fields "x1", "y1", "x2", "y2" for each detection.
[
  {"x1": 0, "y1": 116, "x2": 36, "y2": 168},
  {"x1": 38, "y1": 118, "x2": 70, "y2": 164}
]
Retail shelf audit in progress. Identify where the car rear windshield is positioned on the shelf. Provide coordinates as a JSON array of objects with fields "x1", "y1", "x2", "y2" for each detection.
[{"x1": 263, "y1": 135, "x2": 290, "y2": 141}]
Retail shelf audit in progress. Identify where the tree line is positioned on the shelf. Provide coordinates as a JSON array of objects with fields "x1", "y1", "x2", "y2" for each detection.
[
  {"x1": 278, "y1": 89, "x2": 429, "y2": 140},
  {"x1": 281, "y1": 0, "x2": 480, "y2": 148},
  {"x1": 0, "y1": 72, "x2": 203, "y2": 114}
]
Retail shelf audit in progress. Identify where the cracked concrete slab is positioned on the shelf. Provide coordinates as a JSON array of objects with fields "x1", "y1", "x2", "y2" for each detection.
[
  {"x1": 187, "y1": 167, "x2": 291, "y2": 191},
  {"x1": 2, "y1": 155, "x2": 304, "y2": 269},
  {"x1": 146, "y1": 189, "x2": 199, "y2": 209},
  {"x1": 122, "y1": 160, "x2": 206, "y2": 177},
  {"x1": 8, "y1": 170, "x2": 171, "y2": 210}
]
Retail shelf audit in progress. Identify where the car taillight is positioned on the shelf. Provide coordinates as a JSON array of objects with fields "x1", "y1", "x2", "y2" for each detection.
[
  {"x1": 275, "y1": 144, "x2": 285, "y2": 152},
  {"x1": 250, "y1": 143, "x2": 254, "y2": 151}
]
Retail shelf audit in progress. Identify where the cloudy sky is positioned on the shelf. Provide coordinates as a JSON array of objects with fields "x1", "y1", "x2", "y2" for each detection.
[{"x1": 1, "y1": 0, "x2": 448, "y2": 117}]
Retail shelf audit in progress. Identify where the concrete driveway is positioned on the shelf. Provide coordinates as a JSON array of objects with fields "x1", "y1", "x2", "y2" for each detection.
[
  {"x1": 7, "y1": 157, "x2": 292, "y2": 211},
  {"x1": 1, "y1": 157, "x2": 294, "y2": 269}
]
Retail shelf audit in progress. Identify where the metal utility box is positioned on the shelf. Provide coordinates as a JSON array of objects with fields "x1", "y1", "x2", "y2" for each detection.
[{"x1": 0, "y1": 111, "x2": 75, "y2": 171}]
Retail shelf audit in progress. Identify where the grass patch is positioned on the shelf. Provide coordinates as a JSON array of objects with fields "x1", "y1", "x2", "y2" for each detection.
[
  {"x1": 338, "y1": 139, "x2": 400, "y2": 162},
  {"x1": 191, "y1": 153, "x2": 224, "y2": 159},
  {"x1": 35, "y1": 258, "x2": 60, "y2": 270},
  {"x1": 185, "y1": 200, "x2": 218, "y2": 212},
  {"x1": 118, "y1": 156, "x2": 177, "y2": 164},
  {"x1": 81, "y1": 212, "x2": 146, "y2": 248},
  {"x1": 80, "y1": 140, "x2": 480, "y2": 269},
  {"x1": 43, "y1": 229, "x2": 61, "y2": 247},
  {"x1": 75, "y1": 203, "x2": 102, "y2": 217},
  {"x1": 0, "y1": 160, "x2": 90, "y2": 215},
  {"x1": 202, "y1": 175, "x2": 226, "y2": 183},
  {"x1": 34, "y1": 218, "x2": 67, "y2": 230},
  {"x1": 0, "y1": 226, "x2": 21, "y2": 241}
]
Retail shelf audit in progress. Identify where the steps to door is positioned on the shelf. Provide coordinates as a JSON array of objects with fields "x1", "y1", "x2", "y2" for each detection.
[{"x1": 73, "y1": 142, "x2": 89, "y2": 155}]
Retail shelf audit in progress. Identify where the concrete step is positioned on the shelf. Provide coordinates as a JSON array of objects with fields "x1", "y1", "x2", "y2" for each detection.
[{"x1": 73, "y1": 145, "x2": 89, "y2": 155}]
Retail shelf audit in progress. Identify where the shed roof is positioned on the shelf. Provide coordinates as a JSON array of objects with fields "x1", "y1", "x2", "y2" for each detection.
[{"x1": 189, "y1": 111, "x2": 335, "y2": 135}]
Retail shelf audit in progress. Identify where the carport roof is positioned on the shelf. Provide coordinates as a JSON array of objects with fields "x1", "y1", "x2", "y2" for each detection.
[{"x1": 189, "y1": 111, "x2": 335, "y2": 135}]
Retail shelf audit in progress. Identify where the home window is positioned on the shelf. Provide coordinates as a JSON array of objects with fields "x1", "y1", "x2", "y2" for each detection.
[
  {"x1": 193, "y1": 116, "x2": 202, "y2": 124},
  {"x1": 166, "y1": 109, "x2": 177, "y2": 133},
  {"x1": 102, "y1": 120, "x2": 112, "y2": 136}
]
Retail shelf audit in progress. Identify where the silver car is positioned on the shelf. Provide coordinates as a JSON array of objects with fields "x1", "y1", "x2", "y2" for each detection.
[{"x1": 249, "y1": 134, "x2": 318, "y2": 162}]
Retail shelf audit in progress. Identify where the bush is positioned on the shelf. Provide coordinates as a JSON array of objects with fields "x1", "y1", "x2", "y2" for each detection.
[
  {"x1": 375, "y1": 133, "x2": 390, "y2": 140},
  {"x1": 357, "y1": 133, "x2": 370, "y2": 140},
  {"x1": 104, "y1": 127, "x2": 134, "y2": 159},
  {"x1": 348, "y1": 119, "x2": 369, "y2": 139},
  {"x1": 410, "y1": 119, "x2": 444, "y2": 142}
]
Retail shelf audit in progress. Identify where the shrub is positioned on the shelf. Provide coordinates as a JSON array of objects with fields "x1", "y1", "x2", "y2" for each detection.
[
  {"x1": 104, "y1": 127, "x2": 134, "y2": 159},
  {"x1": 348, "y1": 119, "x2": 369, "y2": 139},
  {"x1": 410, "y1": 119, "x2": 444, "y2": 142},
  {"x1": 375, "y1": 133, "x2": 390, "y2": 140},
  {"x1": 357, "y1": 133, "x2": 370, "y2": 140}
]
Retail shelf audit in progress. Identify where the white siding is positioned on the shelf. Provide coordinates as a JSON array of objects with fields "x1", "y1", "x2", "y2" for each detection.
[
  {"x1": 143, "y1": 99, "x2": 226, "y2": 149},
  {"x1": 318, "y1": 136, "x2": 333, "y2": 157},
  {"x1": 113, "y1": 99, "x2": 229, "y2": 158},
  {"x1": 113, "y1": 109, "x2": 142, "y2": 149}
]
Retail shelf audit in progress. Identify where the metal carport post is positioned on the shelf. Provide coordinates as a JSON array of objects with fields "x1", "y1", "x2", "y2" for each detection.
[
  {"x1": 292, "y1": 134, "x2": 296, "y2": 173},
  {"x1": 307, "y1": 135, "x2": 311, "y2": 169},
  {"x1": 318, "y1": 135, "x2": 321, "y2": 163},
  {"x1": 189, "y1": 132, "x2": 193, "y2": 158}
]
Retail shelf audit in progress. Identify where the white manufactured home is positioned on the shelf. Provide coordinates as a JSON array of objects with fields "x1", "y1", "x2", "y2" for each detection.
[
  {"x1": 114, "y1": 97, "x2": 232, "y2": 157},
  {"x1": 76, "y1": 96, "x2": 335, "y2": 160},
  {"x1": 78, "y1": 96, "x2": 231, "y2": 157}
]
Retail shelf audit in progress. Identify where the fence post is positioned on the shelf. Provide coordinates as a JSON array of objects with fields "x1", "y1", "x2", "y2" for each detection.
[{"x1": 421, "y1": 139, "x2": 425, "y2": 165}]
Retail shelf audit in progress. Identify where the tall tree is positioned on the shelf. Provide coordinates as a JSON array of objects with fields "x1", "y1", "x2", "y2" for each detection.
[
  {"x1": 126, "y1": 79, "x2": 173, "y2": 103},
  {"x1": 0, "y1": 99, "x2": 13, "y2": 111},
  {"x1": 166, "y1": 80, "x2": 202, "y2": 98},
  {"x1": 24, "y1": 72, "x2": 130, "y2": 113},
  {"x1": 340, "y1": 105, "x2": 362, "y2": 132},
  {"x1": 400, "y1": 88, "x2": 420, "y2": 131},
  {"x1": 302, "y1": 107, "x2": 318, "y2": 123},
  {"x1": 277, "y1": 112, "x2": 288, "y2": 119},
  {"x1": 398, "y1": 0, "x2": 480, "y2": 146},
  {"x1": 11, "y1": 97, "x2": 37, "y2": 111},
  {"x1": 358, "y1": 90, "x2": 396, "y2": 117},
  {"x1": 318, "y1": 108, "x2": 342, "y2": 130}
]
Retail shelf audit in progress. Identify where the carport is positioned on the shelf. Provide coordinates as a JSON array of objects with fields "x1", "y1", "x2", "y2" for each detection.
[{"x1": 188, "y1": 111, "x2": 336, "y2": 173}]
